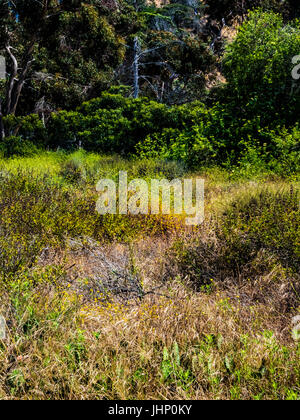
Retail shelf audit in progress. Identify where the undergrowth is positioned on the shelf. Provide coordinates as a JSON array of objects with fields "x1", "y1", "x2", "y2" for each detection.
[{"x1": 0, "y1": 152, "x2": 299, "y2": 400}]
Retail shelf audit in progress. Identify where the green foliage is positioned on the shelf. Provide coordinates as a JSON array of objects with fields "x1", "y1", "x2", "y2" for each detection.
[
  {"x1": 136, "y1": 101, "x2": 300, "y2": 172},
  {"x1": 0, "y1": 152, "x2": 299, "y2": 400},
  {"x1": 0, "y1": 0, "x2": 214, "y2": 114},
  {"x1": 222, "y1": 187, "x2": 300, "y2": 267},
  {"x1": 2, "y1": 113, "x2": 47, "y2": 145},
  {"x1": 0, "y1": 152, "x2": 186, "y2": 247},
  {"x1": 223, "y1": 10, "x2": 300, "y2": 124},
  {"x1": 161, "y1": 343, "x2": 194, "y2": 389},
  {"x1": 1, "y1": 9, "x2": 299, "y2": 174},
  {"x1": 5, "y1": 90, "x2": 298, "y2": 173},
  {"x1": 1, "y1": 3, "x2": 300, "y2": 402},
  {"x1": 0, "y1": 0, "x2": 140, "y2": 114},
  {"x1": 45, "y1": 93, "x2": 196, "y2": 153},
  {"x1": 168, "y1": 186, "x2": 299, "y2": 293},
  {"x1": 0, "y1": 136, "x2": 40, "y2": 158}
]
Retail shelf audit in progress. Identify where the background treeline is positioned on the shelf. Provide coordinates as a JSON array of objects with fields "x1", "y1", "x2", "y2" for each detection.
[{"x1": 0, "y1": 1, "x2": 299, "y2": 171}]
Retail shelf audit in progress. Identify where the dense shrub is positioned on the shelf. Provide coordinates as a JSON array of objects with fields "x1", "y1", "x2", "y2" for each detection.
[
  {"x1": 223, "y1": 10, "x2": 300, "y2": 125},
  {"x1": 0, "y1": 167, "x2": 184, "y2": 245},
  {"x1": 1, "y1": 90, "x2": 299, "y2": 173},
  {"x1": 43, "y1": 93, "x2": 198, "y2": 154},
  {"x1": 165, "y1": 186, "x2": 300, "y2": 316},
  {"x1": 1, "y1": 96, "x2": 297, "y2": 172},
  {"x1": 0, "y1": 136, "x2": 40, "y2": 158},
  {"x1": 222, "y1": 187, "x2": 300, "y2": 267},
  {"x1": 2, "y1": 114, "x2": 47, "y2": 143},
  {"x1": 136, "y1": 102, "x2": 300, "y2": 171}
]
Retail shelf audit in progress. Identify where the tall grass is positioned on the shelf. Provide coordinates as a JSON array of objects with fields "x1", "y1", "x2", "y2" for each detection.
[{"x1": 0, "y1": 152, "x2": 299, "y2": 400}]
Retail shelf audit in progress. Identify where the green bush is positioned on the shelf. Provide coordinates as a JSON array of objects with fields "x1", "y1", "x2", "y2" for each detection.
[
  {"x1": 3, "y1": 114, "x2": 47, "y2": 144},
  {"x1": 223, "y1": 10, "x2": 300, "y2": 125},
  {"x1": 167, "y1": 187, "x2": 300, "y2": 297},
  {"x1": 222, "y1": 187, "x2": 300, "y2": 267},
  {"x1": 1, "y1": 88, "x2": 299, "y2": 173},
  {"x1": 135, "y1": 101, "x2": 300, "y2": 171},
  {"x1": 0, "y1": 136, "x2": 40, "y2": 158},
  {"x1": 47, "y1": 111, "x2": 86, "y2": 150},
  {"x1": 45, "y1": 93, "x2": 198, "y2": 154}
]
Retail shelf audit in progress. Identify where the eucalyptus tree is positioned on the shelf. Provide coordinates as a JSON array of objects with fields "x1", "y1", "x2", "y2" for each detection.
[
  {"x1": 0, "y1": 0, "x2": 139, "y2": 128},
  {"x1": 119, "y1": 0, "x2": 215, "y2": 103}
]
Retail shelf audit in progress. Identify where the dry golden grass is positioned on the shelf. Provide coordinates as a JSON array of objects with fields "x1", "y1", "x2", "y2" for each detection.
[
  {"x1": 0, "y1": 278, "x2": 298, "y2": 400},
  {"x1": 0, "y1": 156, "x2": 299, "y2": 400}
]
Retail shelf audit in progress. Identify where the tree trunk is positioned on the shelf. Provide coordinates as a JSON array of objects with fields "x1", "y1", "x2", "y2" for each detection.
[
  {"x1": 5, "y1": 41, "x2": 35, "y2": 116},
  {"x1": 0, "y1": 100, "x2": 5, "y2": 141},
  {"x1": 133, "y1": 37, "x2": 140, "y2": 99}
]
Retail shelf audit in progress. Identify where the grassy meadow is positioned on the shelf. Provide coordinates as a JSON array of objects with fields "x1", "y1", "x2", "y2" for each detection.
[{"x1": 0, "y1": 151, "x2": 299, "y2": 400}]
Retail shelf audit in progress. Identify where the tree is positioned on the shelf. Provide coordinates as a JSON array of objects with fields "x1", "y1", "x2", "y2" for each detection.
[
  {"x1": 118, "y1": 1, "x2": 215, "y2": 103},
  {"x1": 0, "y1": 0, "x2": 141, "y2": 133},
  {"x1": 204, "y1": 0, "x2": 300, "y2": 24},
  {"x1": 0, "y1": 1, "x2": 58, "y2": 120},
  {"x1": 223, "y1": 10, "x2": 300, "y2": 124}
]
